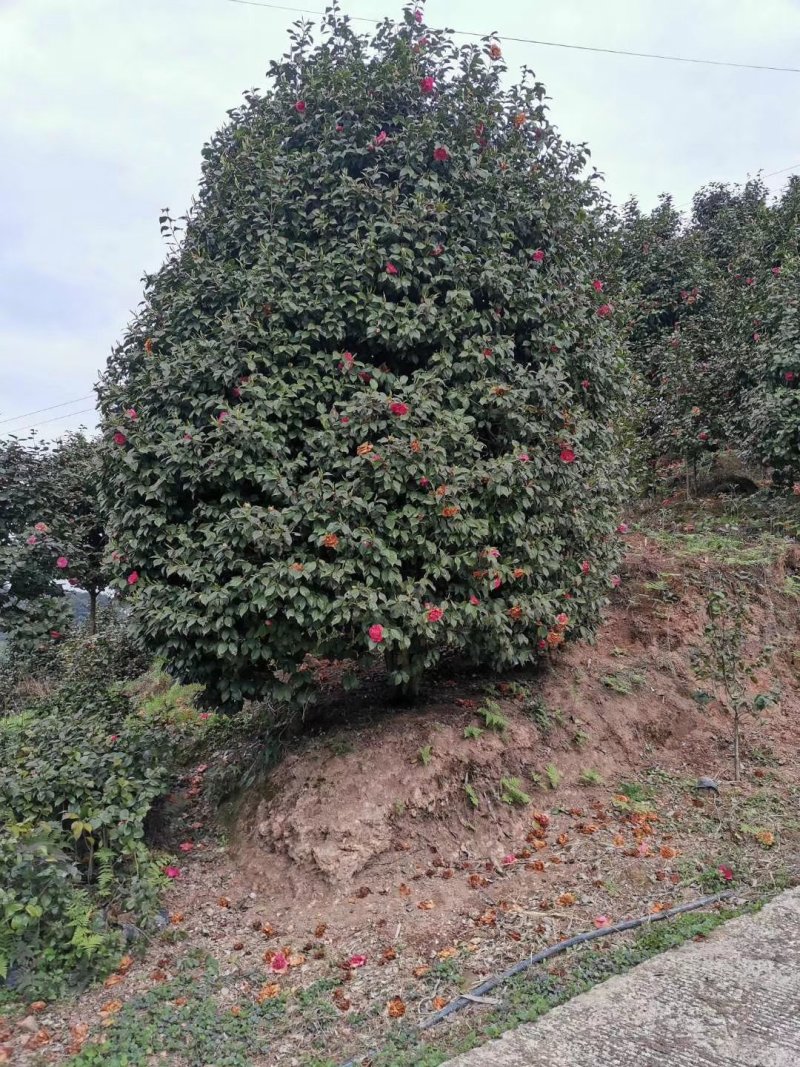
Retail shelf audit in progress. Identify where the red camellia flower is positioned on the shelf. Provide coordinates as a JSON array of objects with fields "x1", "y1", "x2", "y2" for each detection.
[
  {"x1": 336, "y1": 122, "x2": 344, "y2": 132},
  {"x1": 339, "y1": 351, "x2": 354, "y2": 371},
  {"x1": 431, "y1": 244, "x2": 444, "y2": 256},
  {"x1": 340, "y1": 415, "x2": 350, "y2": 424},
  {"x1": 617, "y1": 522, "x2": 629, "y2": 534},
  {"x1": 419, "y1": 477, "x2": 430, "y2": 488},
  {"x1": 26, "y1": 535, "x2": 37, "y2": 545},
  {"x1": 348, "y1": 954, "x2": 368, "y2": 968},
  {"x1": 179, "y1": 842, "x2": 194, "y2": 853},
  {"x1": 294, "y1": 100, "x2": 306, "y2": 113},
  {"x1": 427, "y1": 607, "x2": 444, "y2": 623},
  {"x1": 531, "y1": 249, "x2": 545, "y2": 263},
  {"x1": 113, "y1": 431, "x2": 127, "y2": 446},
  {"x1": 581, "y1": 379, "x2": 590, "y2": 390},
  {"x1": 165, "y1": 866, "x2": 180, "y2": 879},
  {"x1": 592, "y1": 279, "x2": 604, "y2": 292},
  {"x1": 483, "y1": 347, "x2": 493, "y2": 358},
  {"x1": 597, "y1": 303, "x2": 613, "y2": 318},
  {"x1": 594, "y1": 915, "x2": 611, "y2": 929},
  {"x1": 270, "y1": 951, "x2": 289, "y2": 974},
  {"x1": 231, "y1": 386, "x2": 241, "y2": 398},
  {"x1": 56, "y1": 556, "x2": 69, "y2": 569},
  {"x1": 368, "y1": 624, "x2": 384, "y2": 644},
  {"x1": 718, "y1": 864, "x2": 734, "y2": 882},
  {"x1": 560, "y1": 448, "x2": 576, "y2": 463},
  {"x1": 698, "y1": 431, "x2": 709, "y2": 441},
  {"x1": 501, "y1": 854, "x2": 516, "y2": 866},
  {"x1": 374, "y1": 130, "x2": 388, "y2": 146},
  {"x1": 785, "y1": 371, "x2": 795, "y2": 382},
  {"x1": 580, "y1": 561, "x2": 590, "y2": 574},
  {"x1": 420, "y1": 76, "x2": 435, "y2": 93},
  {"x1": 390, "y1": 401, "x2": 409, "y2": 416},
  {"x1": 385, "y1": 262, "x2": 398, "y2": 275},
  {"x1": 433, "y1": 146, "x2": 450, "y2": 162},
  {"x1": 34, "y1": 522, "x2": 48, "y2": 533},
  {"x1": 492, "y1": 576, "x2": 502, "y2": 590},
  {"x1": 772, "y1": 265, "x2": 781, "y2": 276},
  {"x1": 538, "y1": 638, "x2": 547, "y2": 650},
  {"x1": 469, "y1": 595, "x2": 480, "y2": 606},
  {"x1": 126, "y1": 407, "x2": 138, "y2": 419},
  {"x1": 50, "y1": 630, "x2": 61, "y2": 639},
  {"x1": 127, "y1": 571, "x2": 139, "y2": 585}
]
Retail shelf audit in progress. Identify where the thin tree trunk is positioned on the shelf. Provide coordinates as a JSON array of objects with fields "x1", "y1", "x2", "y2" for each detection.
[
  {"x1": 89, "y1": 590, "x2": 98, "y2": 636},
  {"x1": 733, "y1": 708, "x2": 741, "y2": 782}
]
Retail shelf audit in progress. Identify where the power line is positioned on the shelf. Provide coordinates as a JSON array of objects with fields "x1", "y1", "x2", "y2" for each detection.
[
  {"x1": 223, "y1": 0, "x2": 800, "y2": 74},
  {"x1": 1, "y1": 408, "x2": 98, "y2": 435},
  {"x1": 0, "y1": 394, "x2": 95, "y2": 427}
]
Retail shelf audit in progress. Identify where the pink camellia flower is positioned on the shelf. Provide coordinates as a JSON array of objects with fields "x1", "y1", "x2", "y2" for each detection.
[
  {"x1": 581, "y1": 379, "x2": 590, "y2": 390},
  {"x1": 231, "y1": 386, "x2": 241, "y2": 399},
  {"x1": 592, "y1": 279, "x2": 604, "y2": 292},
  {"x1": 518, "y1": 452, "x2": 529, "y2": 463},
  {"x1": 183, "y1": 433, "x2": 193, "y2": 442},
  {"x1": 368, "y1": 624, "x2": 384, "y2": 644},
  {"x1": 580, "y1": 561, "x2": 590, "y2": 575},
  {"x1": 339, "y1": 351, "x2": 355, "y2": 371},
  {"x1": 109, "y1": 734, "x2": 119, "y2": 743},
  {"x1": 617, "y1": 522, "x2": 629, "y2": 534},
  {"x1": 218, "y1": 411, "x2": 228, "y2": 423},
  {"x1": 556, "y1": 612, "x2": 569, "y2": 627},
  {"x1": 560, "y1": 448, "x2": 576, "y2": 463},
  {"x1": 433, "y1": 146, "x2": 450, "y2": 162},
  {"x1": 26, "y1": 535, "x2": 37, "y2": 545},
  {"x1": 419, "y1": 477, "x2": 430, "y2": 488},
  {"x1": 414, "y1": 7, "x2": 423, "y2": 22},
  {"x1": 597, "y1": 303, "x2": 613, "y2": 318},
  {"x1": 636, "y1": 841, "x2": 651, "y2": 858},
  {"x1": 34, "y1": 521, "x2": 48, "y2": 533},
  {"x1": 126, "y1": 407, "x2": 138, "y2": 420},
  {"x1": 531, "y1": 249, "x2": 545, "y2": 263},
  {"x1": 718, "y1": 864, "x2": 734, "y2": 882},
  {"x1": 785, "y1": 371, "x2": 795, "y2": 382},
  {"x1": 270, "y1": 951, "x2": 289, "y2": 974},
  {"x1": 501, "y1": 854, "x2": 516, "y2": 866},
  {"x1": 294, "y1": 100, "x2": 306, "y2": 113},
  {"x1": 390, "y1": 401, "x2": 409, "y2": 416},
  {"x1": 336, "y1": 122, "x2": 344, "y2": 132},
  {"x1": 483, "y1": 347, "x2": 493, "y2": 358},
  {"x1": 420, "y1": 76, "x2": 435, "y2": 93},
  {"x1": 469, "y1": 595, "x2": 480, "y2": 606},
  {"x1": 127, "y1": 571, "x2": 139, "y2": 585},
  {"x1": 56, "y1": 556, "x2": 69, "y2": 569},
  {"x1": 68, "y1": 578, "x2": 80, "y2": 587},
  {"x1": 374, "y1": 130, "x2": 388, "y2": 147},
  {"x1": 493, "y1": 576, "x2": 502, "y2": 590},
  {"x1": 486, "y1": 547, "x2": 500, "y2": 559},
  {"x1": 164, "y1": 866, "x2": 180, "y2": 879},
  {"x1": 179, "y1": 842, "x2": 194, "y2": 853},
  {"x1": 427, "y1": 607, "x2": 444, "y2": 623},
  {"x1": 698, "y1": 431, "x2": 709, "y2": 441},
  {"x1": 340, "y1": 415, "x2": 350, "y2": 425},
  {"x1": 113, "y1": 431, "x2": 127, "y2": 446},
  {"x1": 431, "y1": 244, "x2": 445, "y2": 256},
  {"x1": 745, "y1": 277, "x2": 755, "y2": 286},
  {"x1": 385, "y1": 262, "x2": 398, "y2": 275},
  {"x1": 611, "y1": 574, "x2": 622, "y2": 588},
  {"x1": 753, "y1": 332, "x2": 761, "y2": 342},
  {"x1": 348, "y1": 954, "x2": 368, "y2": 969},
  {"x1": 198, "y1": 712, "x2": 211, "y2": 721},
  {"x1": 594, "y1": 915, "x2": 611, "y2": 929},
  {"x1": 772, "y1": 266, "x2": 781, "y2": 276},
  {"x1": 50, "y1": 630, "x2": 61, "y2": 639}
]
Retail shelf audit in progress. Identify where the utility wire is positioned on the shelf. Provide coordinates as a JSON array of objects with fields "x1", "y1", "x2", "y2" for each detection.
[
  {"x1": 0, "y1": 394, "x2": 95, "y2": 427},
  {"x1": 223, "y1": 0, "x2": 800, "y2": 74},
  {"x1": 1, "y1": 408, "x2": 98, "y2": 435}
]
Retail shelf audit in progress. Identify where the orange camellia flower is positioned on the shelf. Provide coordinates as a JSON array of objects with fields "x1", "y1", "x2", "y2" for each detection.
[
  {"x1": 290, "y1": 562, "x2": 304, "y2": 573},
  {"x1": 441, "y1": 505, "x2": 460, "y2": 518},
  {"x1": 513, "y1": 568, "x2": 525, "y2": 579},
  {"x1": 435, "y1": 484, "x2": 448, "y2": 497},
  {"x1": 513, "y1": 113, "x2": 526, "y2": 127},
  {"x1": 508, "y1": 605, "x2": 523, "y2": 620},
  {"x1": 546, "y1": 630, "x2": 564, "y2": 647},
  {"x1": 472, "y1": 569, "x2": 488, "y2": 579},
  {"x1": 356, "y1": 442, "x2": 373, "y2": 456},
  {"x1": 322, "y1": 533, "x2": 339, "y2": 549},
  {"x1": 410, "y1": 439, "x2": 422, "y2": 453},
  {"x1": 144, "y1": 337, "x2": 153, "y2": 354}
]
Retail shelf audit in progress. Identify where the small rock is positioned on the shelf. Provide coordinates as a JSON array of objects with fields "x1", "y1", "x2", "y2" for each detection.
[{"x1": 695, "y1": 777, "x2": 720, "y2": 794}]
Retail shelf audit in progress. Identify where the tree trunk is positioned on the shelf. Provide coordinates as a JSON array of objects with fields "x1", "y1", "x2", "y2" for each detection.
[
  {"x1": 733, "y1": 707, "x2": 741, "y2": 782},
  {"x1": 384, "y1": 644, "x2": 423, "y2": 704},
  {"x1": 88, "y1": 590, "x2": 98, "y2": 636}
]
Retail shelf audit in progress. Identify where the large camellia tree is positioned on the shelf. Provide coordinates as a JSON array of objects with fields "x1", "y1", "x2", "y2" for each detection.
[{"x1": 99, "y1": 5, "x2": 629, "y2": 705}]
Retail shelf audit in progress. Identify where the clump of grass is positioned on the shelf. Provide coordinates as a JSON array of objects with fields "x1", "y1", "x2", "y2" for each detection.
[{"x1": 500, "y1": 777, "x2": 531, "y2": 805}]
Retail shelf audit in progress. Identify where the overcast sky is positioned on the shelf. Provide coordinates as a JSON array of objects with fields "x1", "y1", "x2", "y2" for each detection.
[{"x1": 2, "y1": 0, "x2": 799, "y2": 439}]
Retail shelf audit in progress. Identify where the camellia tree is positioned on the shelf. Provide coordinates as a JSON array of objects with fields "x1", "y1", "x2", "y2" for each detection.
[
  {"x1": 0, "y1": 432, "x2": 110, "y2": 652},
  {"x1": 99, "y1": 4, "x2": 629, "y2": 705}
]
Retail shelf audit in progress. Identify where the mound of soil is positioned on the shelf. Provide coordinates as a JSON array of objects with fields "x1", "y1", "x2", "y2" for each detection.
[{"x1": 231, "y1": 535, "x2": 800, "y2": 943}]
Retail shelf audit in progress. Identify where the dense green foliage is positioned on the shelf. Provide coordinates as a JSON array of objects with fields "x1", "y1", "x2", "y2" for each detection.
[
  {"x1": 0, "y1": 432, "x2": 112, "y2": 658},
  {"x1": 0, "y1": 633, "x2": 209, "y2": 997},
  {"x1": 99, "y1": 6, "x2": 628, "y2": 705},
  {"x1": 611, "y1": 178, "x2": 800, "y2": 487}
]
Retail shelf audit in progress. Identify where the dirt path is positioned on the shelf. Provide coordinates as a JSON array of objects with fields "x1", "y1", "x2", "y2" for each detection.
[{"x1": 446, "y1": 887, "x2": 800, "y2": 1066}]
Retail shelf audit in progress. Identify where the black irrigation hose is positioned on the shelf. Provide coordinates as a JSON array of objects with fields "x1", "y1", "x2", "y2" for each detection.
[{"x1": 338, "y1": 889, "x2": 736, "y2": 1066}]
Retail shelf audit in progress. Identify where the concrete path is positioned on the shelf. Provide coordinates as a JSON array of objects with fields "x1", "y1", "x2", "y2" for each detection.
[{"x1": 446, "y1": 888, "x2": 800, "y2": 1067}]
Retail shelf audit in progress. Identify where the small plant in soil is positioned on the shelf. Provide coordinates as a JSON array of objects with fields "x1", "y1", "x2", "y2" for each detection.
[
  {"x1": 693, "y1": 586, "x2": 773, "y2": 781},
  {"x1": 480, "y1": 701, "x2": 509, "y2": 733},
  {"x1": 463, "y1": 724, "x2": 484, "y2": 741},
  {"x1": 545, "y1": 764, "x2": 562, "y2": 790},
  {"x1": 417, "y1": 744, "x2": 433, "y2": 767},
  {"x1": 579, "y1": 768, "x2": 603, "y2": 785},
  {"x1": 500, "y1": 777, "x2": 531, "y2": 805},
  {"x1": 464, "y1": 783, "x2": 481, "y2": 809}
]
